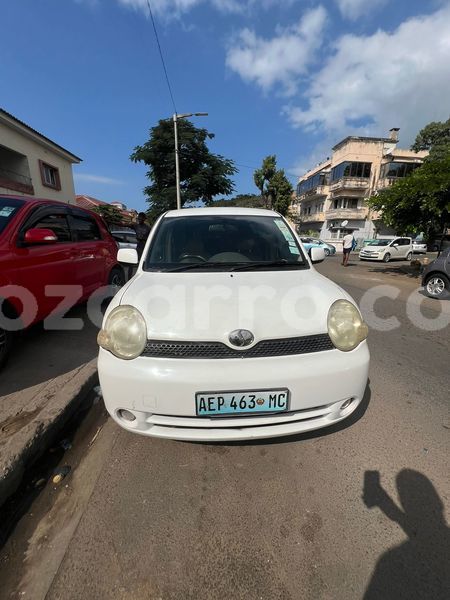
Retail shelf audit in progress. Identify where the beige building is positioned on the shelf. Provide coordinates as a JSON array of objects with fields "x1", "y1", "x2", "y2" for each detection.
[
  {"x1": 0, "y1": 109, "x2": 81, "y2": 203},
  {"x1": 293, "y1": 129, "x2": 428, "y2": 241}
]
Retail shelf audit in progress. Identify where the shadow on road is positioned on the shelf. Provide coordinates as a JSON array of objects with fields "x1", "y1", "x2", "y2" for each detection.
[
  {"x1": 367, "y1": 265, "x2": 421, "y2": 279},
  {"x1": 0, "y1": 304, "x2": 100, "y2": 396},
  {"x1": 363, "y1": 469, "x2": 450, "y2": 600}
]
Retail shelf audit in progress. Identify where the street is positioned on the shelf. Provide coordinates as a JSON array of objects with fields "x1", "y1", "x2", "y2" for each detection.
[{"x1": 0, "y1": 256, "x2": 449, "y2": 600}]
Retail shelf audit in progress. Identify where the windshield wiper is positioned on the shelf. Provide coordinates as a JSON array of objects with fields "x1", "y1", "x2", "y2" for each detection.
[
  {"x1": 231, "y1": 260, "x2": 304, "y2": 271},
  {"x1": 164, "y1": 262, "x2": 239, "y2": 273}
]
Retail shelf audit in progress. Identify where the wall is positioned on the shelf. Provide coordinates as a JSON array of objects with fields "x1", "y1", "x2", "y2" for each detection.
[{"x1": 0, "y1": 122, "x2": 76, "y2": 203}]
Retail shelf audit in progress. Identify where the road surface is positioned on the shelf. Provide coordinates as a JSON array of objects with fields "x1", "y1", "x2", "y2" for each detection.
[{"x1": 1, "y1": 256, "x2": 449, "y2": 600}]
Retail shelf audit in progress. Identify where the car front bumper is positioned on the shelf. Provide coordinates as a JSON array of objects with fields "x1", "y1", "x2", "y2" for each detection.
[{"x1": 98, "y1": 342, "x2": 370, "y2": 441}]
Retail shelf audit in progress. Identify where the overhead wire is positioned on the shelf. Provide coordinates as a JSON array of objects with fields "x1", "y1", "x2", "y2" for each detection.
[{"x1": 145, "y1": 0, "x2": 177, "y2": 114}]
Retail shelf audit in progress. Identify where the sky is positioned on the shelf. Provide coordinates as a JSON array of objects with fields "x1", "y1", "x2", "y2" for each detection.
[{"x1": 2, "y1": 0, "x2": 450, "y2": 212}]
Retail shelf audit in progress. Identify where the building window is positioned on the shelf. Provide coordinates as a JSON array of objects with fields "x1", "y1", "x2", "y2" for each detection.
[
  {"x1": 331, "y1": 161, "x2": 371, "y2": 182},
  {"x1": 39, "y1": 160, "x2": 61, "y2": 190},
  {"x1": 297, "y1": 171, "x2": 330, "y2": 195},
  {"x1": 332, "y1": 197, "x2": 359, "y2": 210},
  {"x1": 381, "y1": 162, "x2": 421, "y2": 179}
]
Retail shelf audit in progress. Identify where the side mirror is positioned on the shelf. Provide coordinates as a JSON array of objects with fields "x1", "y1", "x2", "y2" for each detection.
[
  {"x1": 24, "y1": 228, "x2": 58, "y2": 245},
  {"x1": 310, "y1": 247, "x2": 326, "y2": 264},
  {"x1": 118, "y1": 248, "x2": 139, "y2": 265}
]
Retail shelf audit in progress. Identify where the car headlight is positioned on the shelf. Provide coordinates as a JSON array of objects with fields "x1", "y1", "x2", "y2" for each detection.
[
  {"x1": 97, "y1": 305, "x2": 147, "y2": 360},
  {"x1": 327, "y1": 300, "x2": 368, "y2": 352}
]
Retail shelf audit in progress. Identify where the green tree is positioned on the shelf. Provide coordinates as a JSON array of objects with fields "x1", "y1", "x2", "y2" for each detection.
[
  {"x1": 253, "y1": 155, "x2": 277, "y2": 208},
  {"x1": 214, "y1": 194, "x2": 265, "y2": 208},
  {"x1": 91, "y1": 204, "x2": 126, "y2": 227},
  {"x1": 130, "y1": 119, "x2": 236, "y2": 220},
  {"x1": 368, "y1": 119, "x2": 450, "y2": 238},
  {"x1": 268, "y1": 169, "x2": 293, "y2": 216},
  {"x1": 253, "y1": 156, "x2": 293, "y2": 215}
]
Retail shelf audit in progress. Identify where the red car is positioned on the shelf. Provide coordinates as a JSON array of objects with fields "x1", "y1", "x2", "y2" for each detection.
[{"x1": 0, "y1": 195, "x2": 124, "y2": 367}]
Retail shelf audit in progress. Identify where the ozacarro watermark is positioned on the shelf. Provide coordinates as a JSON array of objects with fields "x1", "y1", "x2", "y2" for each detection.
[{"x1": 0, "y1": 282, "x2": 449, "y2": 335}]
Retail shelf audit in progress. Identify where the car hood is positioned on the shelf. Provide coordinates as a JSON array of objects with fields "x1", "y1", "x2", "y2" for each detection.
[{"x1": 118, "y1": 269, "x2": 355, "y2": 342}]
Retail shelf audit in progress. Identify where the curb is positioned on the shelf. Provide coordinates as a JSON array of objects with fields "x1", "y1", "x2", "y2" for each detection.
[{"x1": 0, "y1": 359, "x2": 98, "y2": 509}]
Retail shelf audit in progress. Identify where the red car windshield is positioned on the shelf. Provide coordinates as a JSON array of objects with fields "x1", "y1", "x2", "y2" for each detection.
[{"x1": 0, "y1": 198, "x2": 25, "y2": 235}]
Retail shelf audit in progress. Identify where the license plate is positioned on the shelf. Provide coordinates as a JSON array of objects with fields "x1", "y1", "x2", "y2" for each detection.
[{"x1": 195, "y1": 389, "x2": 289, "y2": 417}]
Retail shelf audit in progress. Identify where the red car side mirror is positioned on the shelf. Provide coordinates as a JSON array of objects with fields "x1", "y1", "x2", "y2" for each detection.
[{"x1": 24, "y1": 228, "x2": 58, "y2": 245}]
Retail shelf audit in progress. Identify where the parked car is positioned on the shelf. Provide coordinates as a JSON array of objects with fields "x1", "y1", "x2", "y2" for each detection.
[
  {"x1": 412, "y1": 238, "x2": 428, "y2": 254},
  {"x1": 422, "y1": 248, "x2": 450, "y2": 298},
  {"x1": 98, "y1": 207, "x2": 370, "y2": 442},
  {"x1": 300, "y1": 237, "x2": 336, "y2": 256},
  {"x1": 0, "y1": 195, "x2": 124, "y2": 368},
  {"x1": 359, "y1": 237, "x2": 413, "y2": 262},
  {"x1": 110, "y1": 230, "x2": 137, "y2": 250}
]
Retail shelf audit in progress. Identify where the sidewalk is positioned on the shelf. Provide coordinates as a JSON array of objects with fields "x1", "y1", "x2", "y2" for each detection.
[{"x1": 0, "y1": 305, "x2": 99, "y2": 507}]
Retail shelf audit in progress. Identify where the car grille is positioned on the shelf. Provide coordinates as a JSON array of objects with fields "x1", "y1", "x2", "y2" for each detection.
[{"x1": 142, "y1": 334, "x2": 334, "y2": 359}]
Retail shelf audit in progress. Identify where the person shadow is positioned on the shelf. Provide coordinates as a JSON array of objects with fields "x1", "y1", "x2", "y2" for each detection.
[{"x1": 362, "y1": 469, "x2": 450, "y2": 599}]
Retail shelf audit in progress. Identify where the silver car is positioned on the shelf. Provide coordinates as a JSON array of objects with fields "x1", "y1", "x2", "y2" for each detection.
[{"x1": 422, "y1": 248, "x2": 450, "y2": 298}]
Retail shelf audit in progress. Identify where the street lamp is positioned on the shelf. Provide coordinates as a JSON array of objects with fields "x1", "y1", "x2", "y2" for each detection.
[{"x1": 173, "y1": 112, "x2": 208, "y2": 210}]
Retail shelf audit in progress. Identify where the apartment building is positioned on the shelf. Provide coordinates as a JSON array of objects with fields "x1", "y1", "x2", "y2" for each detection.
[
  {"x1": 293, "y1": 129, "x2": 428, "y2": 241},
  {"x1": 0, "y1": 109, "x2": 80, "y2": 203}
]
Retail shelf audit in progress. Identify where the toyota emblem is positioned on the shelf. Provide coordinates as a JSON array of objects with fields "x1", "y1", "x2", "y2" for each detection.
[{"x1": 228, "y1": 329, "x2": 254, "y2": 347}]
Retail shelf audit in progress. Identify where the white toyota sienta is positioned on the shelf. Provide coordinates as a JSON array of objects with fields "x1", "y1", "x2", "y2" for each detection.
[{"x1": 97, "y1": 208, "x2": 370, "y2": 442}]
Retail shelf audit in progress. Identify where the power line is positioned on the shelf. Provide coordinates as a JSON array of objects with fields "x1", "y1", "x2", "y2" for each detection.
[{"x1": 145, "y1": 0, "x2": 177, "y2": 114}]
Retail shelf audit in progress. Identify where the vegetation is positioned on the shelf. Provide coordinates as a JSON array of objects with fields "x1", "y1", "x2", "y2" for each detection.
[
  {"x1": 131, "y1": 119, "x2": 236, "y2": 221},
  {"x1": 368, "y1": 118, "x2": 450, "y2": 239},
  {"x1": 214, "y1": 194, "x2": 265, "y2": 208},
  {"x1": 91, "y1": 204, "x2": 127, "y2": 227},
  {"x1": 253, "y1": 155, "x2": 293, "y2": 215}
]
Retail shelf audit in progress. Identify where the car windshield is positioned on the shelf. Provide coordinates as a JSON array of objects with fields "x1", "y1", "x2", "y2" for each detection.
[
  {"x1": 366, "y1": 239, "x2": 391, "y2": 246},
  {"x1": 0, "y1": 197, "x2": 25, "y2": 235},
  {"x1": 144, "y1": 215, "x2": 308, "y2": 271}
]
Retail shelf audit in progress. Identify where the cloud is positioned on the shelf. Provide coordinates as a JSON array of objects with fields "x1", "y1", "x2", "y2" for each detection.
[
  {"x1": 285, "y1": 4, "x2": 450, "y2": 144},
  {"x1": 74, "y1": 173, "x2": 124, "y2": 185},
  {"x1": 335, "y1": 0, "x2": 387, "y2": 21},
  {"x1": 226, "y1": 6, "x2": 328, "y2": 95},
  {"x1": 116, "y1": 0, "x2": 283, "y2": 17}
]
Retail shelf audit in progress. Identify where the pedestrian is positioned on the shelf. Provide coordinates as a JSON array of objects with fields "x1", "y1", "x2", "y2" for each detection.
[
  {"x1": 119, "y1": 212, "x2": 151, "y2": 280},
  {"x1": 342, "y1": 232, "x2": 354, "y2": 266},
  {"x1": 130, "y1": 212, "x2": 151, "y2": 261}
]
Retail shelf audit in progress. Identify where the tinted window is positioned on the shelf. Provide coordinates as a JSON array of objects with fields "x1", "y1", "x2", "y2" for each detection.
[
  {"x1": 0, "y1": 197, "x2": 25, "y2": 235},
  {"x1": 31, "y1": 213, "x2": 71, "y2": 242},
  {"x1": 145, "y1": 215, "x2": 307, "y2": 271},
  {"x1": 331, "y1": 161, "x2": 371, "y2": 181},
  {"x1": 70, "y1": 215, "x2": 101, "y2": 241}
]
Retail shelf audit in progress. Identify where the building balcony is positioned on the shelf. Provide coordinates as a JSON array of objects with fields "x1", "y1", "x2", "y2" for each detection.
[
  {"x1": 0, "y1": 167, "x2": 34, "y2": 195},
  {"x1": 325, "y1": 208, "x2": 368, "y2": 221},
  {"x1": 329, "y1": 177, "x2": 370, "y2": 193},
  {"x1": 300, "y1": 212, "x2": 325, "y2": 223}
]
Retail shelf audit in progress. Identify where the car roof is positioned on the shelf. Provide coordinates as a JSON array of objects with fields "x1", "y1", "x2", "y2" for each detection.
[
  {"x1": 163, "y1": 207, "x2": 280, "y2": 218},
  {"x1": 0, "y1": 194, "x2": 100, "y2": 219}
]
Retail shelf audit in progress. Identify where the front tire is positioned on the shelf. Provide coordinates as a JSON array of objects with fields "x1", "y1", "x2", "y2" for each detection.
[
  {"x1": 406, "y1": 252, "x2": 412, "y2": 261},
  {"x1": 383, "y1": 253, "x2": 391, "y2": 263},
  {"x1": 425, "y1": 274, "x2": 449, "y2": 298},
  {"x1": 324, "y1": 248, "x2": 330, "y2": 257}
]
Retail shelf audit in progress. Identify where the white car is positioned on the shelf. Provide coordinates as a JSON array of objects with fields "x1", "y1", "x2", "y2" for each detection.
[
  {"x1": 413, "y1": 239, "x2": 427, "y2": 254},
  {"x1": 97, "y1": 208, "x2": 370, "y2": 442},
  {"x1": 359, "y1": 237, "x2": 413, "y2": 262}
]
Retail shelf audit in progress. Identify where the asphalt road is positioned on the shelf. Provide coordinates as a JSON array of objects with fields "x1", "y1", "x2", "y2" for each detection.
[{"x1": 1, "y1": 255, "x2": 449, "y2": 600}]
